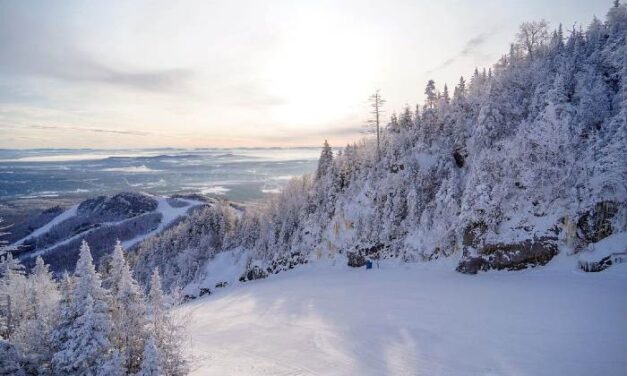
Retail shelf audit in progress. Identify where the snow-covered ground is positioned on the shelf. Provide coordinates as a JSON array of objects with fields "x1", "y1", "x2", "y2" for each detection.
[
  {"x1": 13, "y1": 204, "x2": 79, "y2": 245},
  {"x1": 121, "y1": 197, "x2": 203, "y2": 249},
  {"x1": 181, "y1": 258, "x2": 627, "y2": 376}
]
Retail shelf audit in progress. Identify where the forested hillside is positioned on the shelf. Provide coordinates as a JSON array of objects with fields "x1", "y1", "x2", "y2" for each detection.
[{"x1": 133, "y1": 3, "x2": 627, "y2": 291}]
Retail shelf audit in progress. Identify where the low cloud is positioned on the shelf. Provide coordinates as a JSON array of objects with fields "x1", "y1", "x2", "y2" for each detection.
[
  {"x1": 44, "y1": 61, "x2": 194, "y2": 93},
  {"x1": 17, "y1": 124, "x2": 152, "y2": 136},
  {"x1": 426, "y1": 32, "x2": 492, "y2": 74},
  {"x1": 0, "y1": 2, "x2": 193, "y2": 94},
  {"x1": 266, "y1": 123, "x2": 363, "y2": 143}
]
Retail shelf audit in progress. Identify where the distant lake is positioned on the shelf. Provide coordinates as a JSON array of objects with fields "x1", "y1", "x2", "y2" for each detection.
[{"x1": 0, "y1": 148, "x2": 321, "y2": 202}]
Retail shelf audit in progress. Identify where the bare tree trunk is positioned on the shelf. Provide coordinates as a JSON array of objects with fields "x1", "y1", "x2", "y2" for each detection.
[
  {"x1": 6, "y1": 294, "x2": 11, "y2": 339},
  {"x1": 368, "y1": 90, "x2": 385, "y2": 161},
  {"x1": 375, "y1": 95, "x2": 380, "y2": 160}
]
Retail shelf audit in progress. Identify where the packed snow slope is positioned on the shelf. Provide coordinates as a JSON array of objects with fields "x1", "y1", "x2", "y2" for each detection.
[{"x1": 182, "y1": 260, "x2": 627, "y2": 376}]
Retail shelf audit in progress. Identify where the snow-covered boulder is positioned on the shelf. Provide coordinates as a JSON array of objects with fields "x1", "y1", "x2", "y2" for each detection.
[
  {"x1": 239, "y1": 264, "x2": 268, "y2": 282},
  {"x1": 457, "y1": 236, "x2": 558, "y2": 274},
  {"x1": 578, "y1": 232, "x2": 627, "y2": 272},
  {"x1": 347, "y1": 251, "x2": 366, "y2": 267}
]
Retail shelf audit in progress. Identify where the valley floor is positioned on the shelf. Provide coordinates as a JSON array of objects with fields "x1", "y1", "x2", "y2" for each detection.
[{"x1": 180, "y1": 259, "x2": 627, "y2": 376}]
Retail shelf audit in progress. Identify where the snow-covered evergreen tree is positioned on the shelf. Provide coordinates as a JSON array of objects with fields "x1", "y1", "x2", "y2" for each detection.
[
  {"x1": 51, "y1": 240, "x2": 114, "y2": 375},
  {"x1": 0, "y1": 252, "x2": 27, "y2": 340},
  {"x1": 147, "y1": 269, "x2": 188, "y2": 376},
  {"x1": 97, "y1": 349, "x2": 126, "y2": 376},
  {"x1": 107, "y1": 240, "x2": 149, "y2": 374},
  {"x1": 0, "y1": 217, "x2": 17, "y2": 257},
  {"x1": 12, "y1": 256, "x2": 60, "y2": 373},
  {"x1": 0, "y1": 339, "x2": 25, "y2": 376},
  {"x1": 136, "y1": 336, "x2": 163, "y2": 376},
  {"x1": 316, "y1": 140, "x2": 334, "y2": 180}
]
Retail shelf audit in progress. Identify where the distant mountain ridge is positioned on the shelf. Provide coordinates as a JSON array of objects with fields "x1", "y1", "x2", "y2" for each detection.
[{"x1": 10, "y1": 192, "x2": 206, "y2": 273}]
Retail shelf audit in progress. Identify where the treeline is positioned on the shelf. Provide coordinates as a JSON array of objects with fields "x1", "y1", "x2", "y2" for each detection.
[{"x1": 0, "y1": 241, "x2": 188, "y2": 375}]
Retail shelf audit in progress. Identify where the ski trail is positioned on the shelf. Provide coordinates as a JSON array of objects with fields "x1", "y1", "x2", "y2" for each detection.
[{"x1": 13, "y1": 204, "x2": 79, "y2": 246}]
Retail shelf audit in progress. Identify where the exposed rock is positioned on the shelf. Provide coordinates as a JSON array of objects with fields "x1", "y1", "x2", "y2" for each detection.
[
  {"x1": 347, "y1": 243, "x2": 390, "y2": 267},
  {"x1": 457, "y1": 237, "x2": 558, "y2": 274},
  {"x1": 579, "y1": 252, "x2": 626, "y2": 272},
  {"x1": 456, "y1": 256, "x2": 488, "y2": 274},
  {"x1": 577, "y1": 201, "x2": 619, "y2": 243},
  {"x1": 267, "y1": 252, "x2": 308, "y2": 274},
  {"x1": 428, "y1": 246, "x2": 454, "y2": 261},
  {"x1": 347, "y1": 251, "x2": 366, "y2": 267},
  {"x1": 390, "y1": 164, "x2": 405, "y2": 173},
  {"x1": 514, "y1": 181, "x2": 526, "y2": 190},
  {"x1": 462, "y1": 221, "x2": 487, "y2": 248},
  {"x1": 199, "y1": 288, "x2": 211, "y2": 297},
  {"x1": 361, "y1": 243, "x2": 387, "y2": 257},
  {"x1": 215, "y1": 281, "x2": 229, "y2": 288},
  {"x1": 239, "y1": 265, "x2": 268, "y2": 282},
  {"x1": 453, "y1": 150, "x2": 465, "y2": 168}
]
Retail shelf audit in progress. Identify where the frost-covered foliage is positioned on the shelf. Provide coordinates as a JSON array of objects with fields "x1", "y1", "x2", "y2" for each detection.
[
  {"x1": 135, "y1": 4, "x2": 626, "y2": 284},
  {"x1": 133, "y1": 202, "x2": 237, "y2": 290},
  {"x1": 0, "y1": 241, "x2": 189, "y2": 375},
  {"x1": 146, "y1": 269, "x2": 189, "y2": 376},
  {"x1": 136, "y1": 336, "x2": 163, "y2": 376},
  {"x1": 0, "y1": 217, "x2": 17, "y2": 257}
]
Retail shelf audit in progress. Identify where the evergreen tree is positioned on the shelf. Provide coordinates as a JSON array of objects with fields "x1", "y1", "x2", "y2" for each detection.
[
  {"x1": 388, "y1": 112, "x2": 400, "y2": 133},
  {"x1": 49, "y1": 272, "x2": 74, "y2": 364},
  {"x1": 13, "y1": 256, "x2": 59, "y2": 373},
  {"x1": 0, "y1": 217, "x2": 17, "y2": 257},
  {"x1": 97, "y1": 349, "x2": 126, "y2": 376},
  {"x1": 442, "y1": 84, "x2": 450, "y2": 104},
  {"x1": 51, "y1": 240, "x2": 114, "y2": 375},
  {"x1": 0, "y1": 252, "x2": 25, "y2": 278},
  {"x1": 399, "y1": 105, "x2": 413, "y2": 130},
  {"x1": 453, "y1": 76, "x2": 466, "y2": 102},
  {"x1": 0, "y1": 252, "x2": 27, "y2": 339},
  {"x1": 136, "y1": 336, "x2": 164, "y2": 376},
  {"x1": 424, "y1": 80, "x2": 437, "y2": 109},
  {"x1": 108, "y1": 240, "x2": 148, "y2": 373},
  {"x1": 315, "y1": 140, "x2": 334, "y2": 180},
  {"x1": 148, "y1": 269, "x2": 188, "y2": 376}
]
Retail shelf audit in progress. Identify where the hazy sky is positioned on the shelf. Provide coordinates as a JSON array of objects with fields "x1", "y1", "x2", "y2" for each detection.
[{"x1": 0, "y1": 0, "x2": 612, "y2": 148}]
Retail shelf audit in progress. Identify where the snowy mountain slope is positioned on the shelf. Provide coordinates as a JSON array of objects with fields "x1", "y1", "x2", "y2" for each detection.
[
  {"x1": 13, "y1": 204, "x2": 79, "y2": 246},
  {"x1": 134, "y1": 2, "x2": 627, "y2": 294},
  {"x1": 12, "y1": 192, "x2": 205, "y2": 273},
  {"x1": 121, "y1": 196, "x2": 204, "y2": 249},
  {"x1": 180, "y1": 261, "x2": 627, "y2": 376}
]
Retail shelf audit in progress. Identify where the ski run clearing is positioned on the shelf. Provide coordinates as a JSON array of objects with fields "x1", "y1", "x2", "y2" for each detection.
[
  {"x1": 14, "y1": 196, "x2": 203, "y2": 258},
  {"x1": 181, "y1": 257, "x2": 627, "y2": 376}
]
